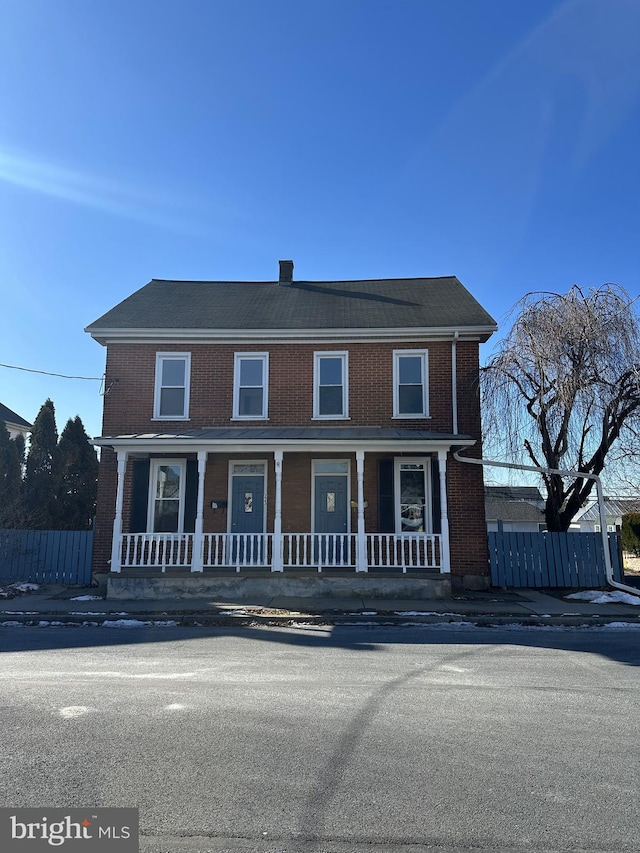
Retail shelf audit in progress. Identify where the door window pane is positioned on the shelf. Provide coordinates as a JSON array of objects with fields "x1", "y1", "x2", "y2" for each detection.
[
  {"x1": 326, "y1": 492, "x2": 336, "y2": 512},
  {"x1": 399, "y1": 467, "x2": 426, "y2": 532},
  {"x1": 314, "y1": 461, "x2": 349, "y2": 474},
  {"x1": 153, "y1": 464, "x2": 182, "y2": 532}
]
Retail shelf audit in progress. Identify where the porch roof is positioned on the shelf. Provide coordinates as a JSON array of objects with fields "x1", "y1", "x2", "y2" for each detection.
[{"x1": 94, "y1": 426, "x2": 475, "y2": 453}]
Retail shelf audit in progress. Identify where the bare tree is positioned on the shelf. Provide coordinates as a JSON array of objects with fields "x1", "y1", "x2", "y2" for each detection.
[{"x1": 482, "y1": 285, "x2": 640, "y2": 531}]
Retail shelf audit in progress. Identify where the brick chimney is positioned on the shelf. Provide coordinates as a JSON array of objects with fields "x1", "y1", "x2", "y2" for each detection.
[{"x1": 278, "y1": 259, "x2": 294, "y2": 286}]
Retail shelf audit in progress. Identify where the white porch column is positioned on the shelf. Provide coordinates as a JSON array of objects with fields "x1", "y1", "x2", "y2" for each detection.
[
  {"x1": 191, "y1": 450, "x2": 207, "y2": 572},
  {"x1": 437, "y1": 449, "x2": 451, "y2": 574},
  {"x1": 272, "y1": 450, "x2": 284, "y2": 572},
  {"x1": 110, "y1": 450, "x2": 128, "y2": 573},
  {"x1": 356, "y1": 450, "x2": 367, "y2": 572}
]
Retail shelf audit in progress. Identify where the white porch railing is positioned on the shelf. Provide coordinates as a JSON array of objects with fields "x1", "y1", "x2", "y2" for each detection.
[
  {"x1": 121, "y1": 533, "x2": 194, "y2": 571},
  {"x1": 282, "y1": 533, "x2": 356, "y2": 570},
  {"x1": 118, "y1": 532, "x2": 442, "y2": 572},
  {"x1": 367, "y1": 533, "x2": 441, "y2": 572},
  {"x1": 203, "y1": 533, "x2": 273, "y2": 569}
]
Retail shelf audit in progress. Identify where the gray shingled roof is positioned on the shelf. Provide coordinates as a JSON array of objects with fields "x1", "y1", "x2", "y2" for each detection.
[
  {"x1": 485, "y1": 500, "x2": 545, "y2": 523},
  {"x1": 485, "y1": 486, "x2": 544, "y2": 503},
  {"x1": 0, "y1": 403, "x2": 31, "y2": 430},
  {"x1": 86, "y1": 276, "x2": 497, "y2": 335}
]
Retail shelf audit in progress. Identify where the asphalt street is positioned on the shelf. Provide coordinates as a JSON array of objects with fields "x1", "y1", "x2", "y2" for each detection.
[{"x1": 0, "y1": 624, "x2": 638, "y2": 853}]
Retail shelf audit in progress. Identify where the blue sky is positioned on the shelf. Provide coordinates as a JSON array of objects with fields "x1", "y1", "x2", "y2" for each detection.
[{"x1": 1, "y1": 0, "x2": 639, "y2": 440}]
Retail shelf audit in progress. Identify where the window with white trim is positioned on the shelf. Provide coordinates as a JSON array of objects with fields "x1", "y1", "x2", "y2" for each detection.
[
  {"x1": 233, "y1": 353, "x2": 268, "y2": 419},
  {"x1": 393, "y1": 350, "x2": 429, "y2": 418},
  {"x1": 154, "y1": 353, "x2": 190, "y2": 419},
  {"x1": 314, "y1": 352, "x2": 348, "y2": 419},
  {"x1": 148, "y1": 461, "x2": 185, "y2": 532}
]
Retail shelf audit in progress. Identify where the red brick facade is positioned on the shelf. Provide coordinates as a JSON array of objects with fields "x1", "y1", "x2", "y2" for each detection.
[{"x1": 93, "y1": 339, "x2": 488, "y2": 579}]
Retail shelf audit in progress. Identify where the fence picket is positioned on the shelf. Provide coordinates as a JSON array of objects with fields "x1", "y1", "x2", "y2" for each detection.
[
  {"x1": 487, "y1": 529, "x2": 622, "y2": 589},
  {"x1": 0, "y1": 530, "x2": 93, "y2": 585}
]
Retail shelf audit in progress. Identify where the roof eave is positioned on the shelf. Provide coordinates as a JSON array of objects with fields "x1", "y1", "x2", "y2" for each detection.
[{"x1": 85, "y1": 325, "x2": 498, "y2": 346}]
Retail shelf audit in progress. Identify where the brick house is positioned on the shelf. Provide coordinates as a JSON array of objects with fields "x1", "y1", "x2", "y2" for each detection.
[{"x1": 86, "y1": 261, "x2": 497, "y2": 596}]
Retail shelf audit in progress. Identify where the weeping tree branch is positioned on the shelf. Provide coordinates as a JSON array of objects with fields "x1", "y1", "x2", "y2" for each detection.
[{"x1": 482, "y1": 284, "x2": 640, "y2": 531}]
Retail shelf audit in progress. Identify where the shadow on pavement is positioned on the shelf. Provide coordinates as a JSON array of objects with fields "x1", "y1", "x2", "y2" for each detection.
[{"x1": 0, "y1": 622, "x2": 638, "y2": 668}]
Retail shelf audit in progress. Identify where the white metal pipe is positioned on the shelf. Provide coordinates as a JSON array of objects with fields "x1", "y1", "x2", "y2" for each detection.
[{"x1": 453, "y1": 450, "x2": 640, "y2": 598}]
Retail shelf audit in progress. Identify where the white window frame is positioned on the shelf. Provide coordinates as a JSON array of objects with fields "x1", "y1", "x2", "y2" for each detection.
[
  {"x1": 232, "y1": 353, "x2": 269, "y2": 420},
  {"x1": 153, "y1": 352, "x2": 191, "y2": 420},
  {"x1": 393, "y1": 458, "x2": 432, "y2": 534},
  {"x1": 313, "y1": 351, "x2": 349, "y2": 420},
  {"x1": 393, "y1": 349, "x2": 429, "y2": 418},
  {"x1": 147, "y1": 459, "x2": 186, "y2": 533}
]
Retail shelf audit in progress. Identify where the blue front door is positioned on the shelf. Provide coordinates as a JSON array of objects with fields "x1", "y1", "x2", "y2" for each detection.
[
  {"x1": 314, "y1": 474, "x2": 349, "y2": 564},
  {"x1": 230, "y1": 474, "x2": 265, "y2": 562}
]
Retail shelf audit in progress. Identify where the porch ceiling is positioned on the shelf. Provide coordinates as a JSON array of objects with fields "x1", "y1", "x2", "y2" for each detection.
[{"x1": 93, "y1": 426, "x2": 475, "y2": 454}]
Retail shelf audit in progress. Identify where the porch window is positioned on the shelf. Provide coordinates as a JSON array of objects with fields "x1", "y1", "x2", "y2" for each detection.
[
  {"x1": 154, "y1": 353, "x2": 190, "y2": 419},
  {"x1": 394, "y1": 460, "x2": 431, "y2": 533},
  {"x1": 393, "y1": 350, "x2": 428, "y2": 418},
  {"x1": 149, "y1": 461, "x2": 185, "y2": 532},
  {"x1": 233, "y1": 353, "x2": 268, "y2": 419},
  {"x1": 314, "y1": 352, "x2": 348, "y2": 418}
]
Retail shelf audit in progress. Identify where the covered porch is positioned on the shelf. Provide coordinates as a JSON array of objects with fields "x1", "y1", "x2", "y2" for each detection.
[{"x1": 97, "y1": 427, "x2": 474, "y2": 576}]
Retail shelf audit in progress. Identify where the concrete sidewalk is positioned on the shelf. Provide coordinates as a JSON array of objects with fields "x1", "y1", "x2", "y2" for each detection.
[{"x1": 0, "y1": 583, "x2": 639, "y2": 627}]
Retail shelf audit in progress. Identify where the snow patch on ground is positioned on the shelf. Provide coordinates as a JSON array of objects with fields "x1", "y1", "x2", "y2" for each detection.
[
  {"x1": 102, "y1": 619, "x2": 179, "y2": 628},
  {"x1": 566, "y1": 590, "x2": 640, "y2": 605},
  {"x1": 59, "y1": 706, "x2": 91, "y2": 718}
]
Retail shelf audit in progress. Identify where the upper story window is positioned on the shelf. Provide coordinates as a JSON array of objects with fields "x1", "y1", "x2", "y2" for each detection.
[
  {"x1": 154, "y1": 353, "x2": 190, "y2": 419},
  {"x1": 233, "y1": 353, "x2": 269, "y2": 419},
  {"x1": 314, "y1": 352, "x2": 348, "y2": 419},
  {"x1": 393, "y1": 350, "x2": 429, "y2": 418}
]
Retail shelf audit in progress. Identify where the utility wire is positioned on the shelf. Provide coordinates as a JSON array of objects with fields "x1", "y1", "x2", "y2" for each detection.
[{"x1": 0, "y1": 362, "x2": 103, "y2": 381}]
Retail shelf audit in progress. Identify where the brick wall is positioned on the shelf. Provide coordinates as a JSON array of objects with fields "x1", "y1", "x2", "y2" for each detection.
[
  {"x1": 93, "y1": 339, "x2": 489, "y2": 578},
  {"x1": 102, "y1": 341, "x2": 454, "y2": 433}
]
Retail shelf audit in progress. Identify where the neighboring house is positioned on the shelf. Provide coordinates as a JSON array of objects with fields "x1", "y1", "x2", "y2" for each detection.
[
  {"x1": 485, "y1": 486, "x2": 546, "y2": 533},
  {"x1": 0, "y1": 402, "x2": 32, "y2": 440},
  {"x1": 571, "y1": 498, "x2": 640, "y2": 534},
  {"x1": 85, "y1": 261, "x2": 497, "y2": 594}
]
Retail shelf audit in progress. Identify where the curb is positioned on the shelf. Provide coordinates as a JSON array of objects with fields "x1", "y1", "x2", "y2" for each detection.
[{"x1": 0, "y1": 613, "x2": 638, "y2": 628}]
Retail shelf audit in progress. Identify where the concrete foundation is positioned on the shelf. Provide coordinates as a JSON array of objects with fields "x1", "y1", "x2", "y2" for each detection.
[
  {"x1": 106, "y1": 573, "x2": 451, "y2": 601},
  {"x1": 451, "y1": 574, "x2": 491, "y2": 592}
]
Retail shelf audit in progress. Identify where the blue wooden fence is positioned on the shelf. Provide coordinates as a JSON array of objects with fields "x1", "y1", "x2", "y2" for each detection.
[
  {"x1": 488, "y1": 531, "x2": 623, "y2": 588},
  {"x1": 0, "y1": 529, "x2": 94, "y2": 585}
]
